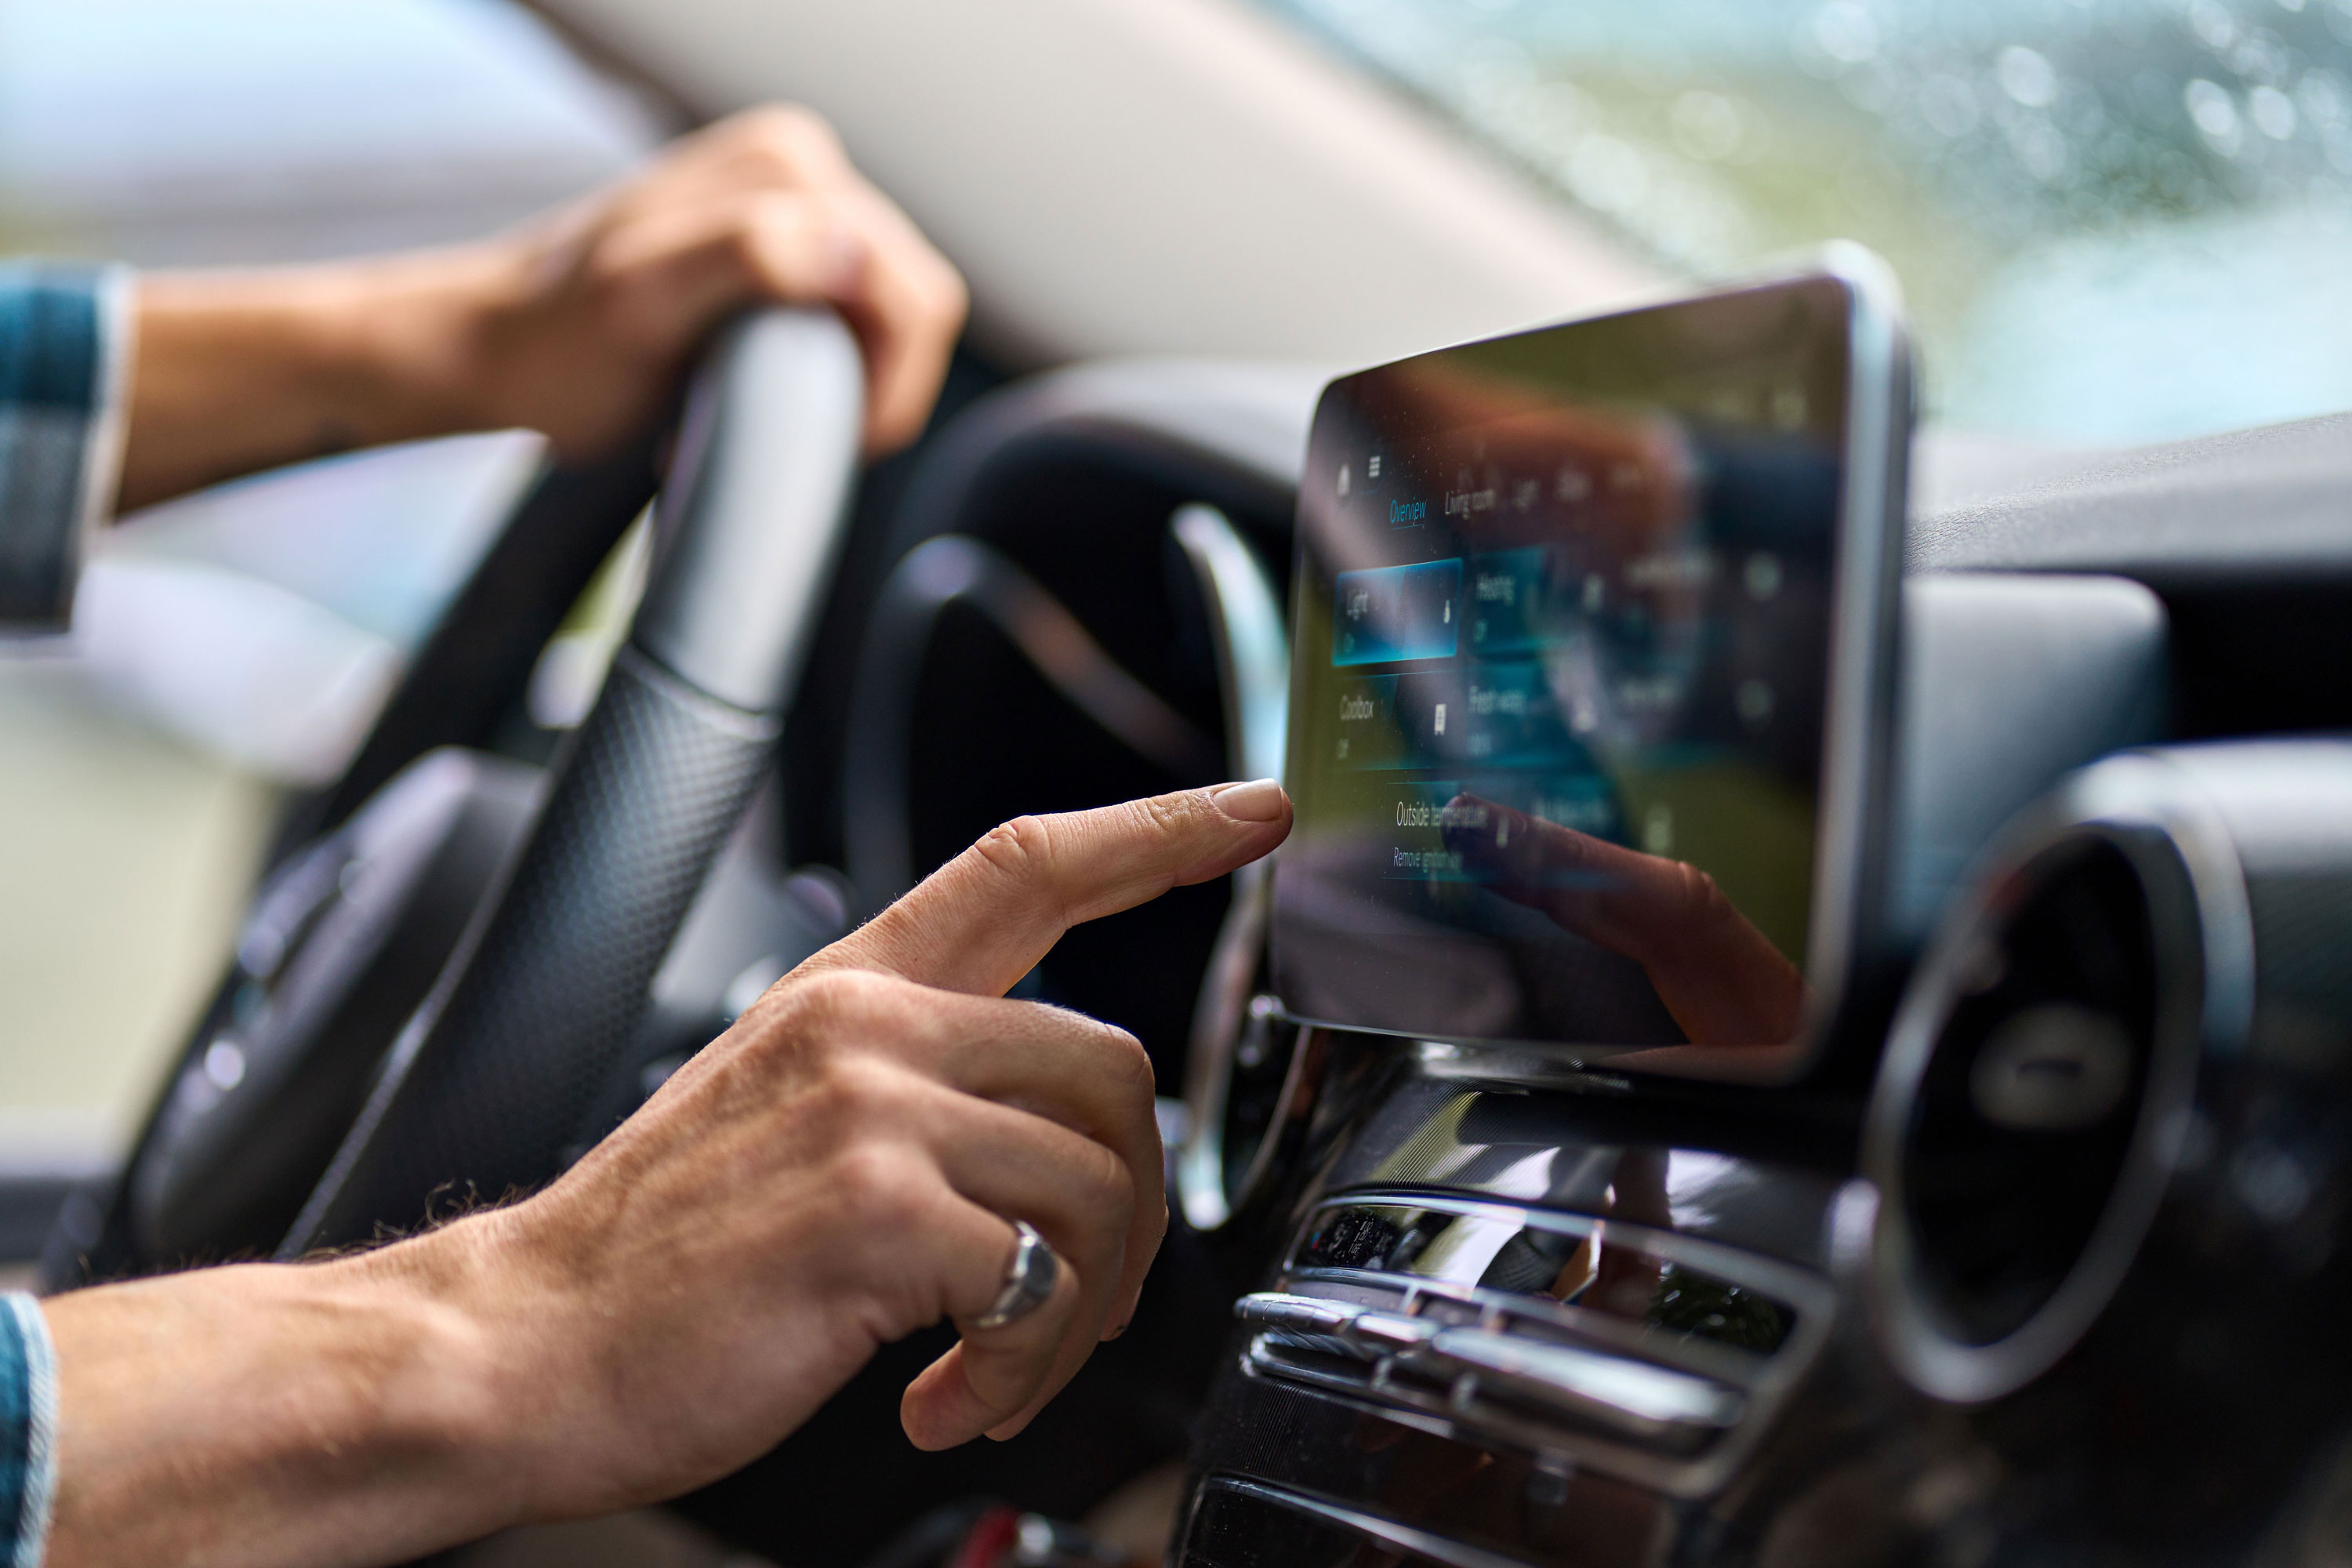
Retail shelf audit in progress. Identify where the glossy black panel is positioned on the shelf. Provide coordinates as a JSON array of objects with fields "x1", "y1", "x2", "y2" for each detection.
[
  {"x1": 1303, "y1": 1070, "x2": 1846, "y2": 1267},
  {"x1": 1185, "y1": 1476, "x2": 1541, "y2": 1568}
]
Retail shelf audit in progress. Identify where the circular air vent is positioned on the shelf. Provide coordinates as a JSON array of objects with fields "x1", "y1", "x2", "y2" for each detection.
[{"x1": 1863, "y1": 753, "x2": 2241, "y2": 1403}]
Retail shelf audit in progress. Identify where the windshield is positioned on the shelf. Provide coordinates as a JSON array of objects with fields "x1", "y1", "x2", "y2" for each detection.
[{"x1": 1256, "y1": 0, "x2": 2352, "y2": 445}]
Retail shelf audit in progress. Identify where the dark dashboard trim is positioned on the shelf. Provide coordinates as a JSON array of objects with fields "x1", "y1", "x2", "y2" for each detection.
[{"x1": 1192, "y1": 1475, "x2": 1545, "y2": 1568}]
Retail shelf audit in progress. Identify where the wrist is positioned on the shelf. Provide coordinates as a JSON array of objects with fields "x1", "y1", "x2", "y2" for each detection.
[
  {"x1": 343, "y1": 1212, "x2": 557, "y2": 1525},
  {"x1": 381, "y1": 1203, "x2": 647, "y2": 1526},
  {"x1": 124, "y1": 245, "x2": 524, "y2": 508},
  {"x1": 308, "y1": 241, "x2": 530, "y2": 445}
]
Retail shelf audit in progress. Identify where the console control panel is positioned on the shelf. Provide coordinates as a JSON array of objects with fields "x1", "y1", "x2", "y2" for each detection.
[{"x1": 1237, "y1": 1192, "x2": 1833, "y2": 1497}]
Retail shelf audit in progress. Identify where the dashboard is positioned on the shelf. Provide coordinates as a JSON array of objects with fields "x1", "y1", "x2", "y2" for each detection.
[
  {"x1": 753, "y1": 318, "x2": 2352, "y2": 1568},
  {"x1": 78, "y1": 273, "x2": 2352, "y2": 1568}
]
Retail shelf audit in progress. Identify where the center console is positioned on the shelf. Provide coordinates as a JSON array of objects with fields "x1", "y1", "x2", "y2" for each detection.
[
  {"x1": 1175, "y1": 257, "x2": 1916, "y2": 1568},
  {"x1": 1171, "y1": 238, "x2": 2352, "y2": 1567}
]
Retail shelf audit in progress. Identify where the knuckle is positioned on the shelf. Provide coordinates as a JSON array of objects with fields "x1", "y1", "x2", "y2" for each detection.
[
  {"x1": 972, "y1": 815, "x2": 1059, "y2": 897},
  {"x1": 1146, "y1": 1192, "x2": 1172, "y2": 1248},
  {"x1": 1102, "y1": 1027, "x2": 1156, "y2": 1098},
  {"x1": 749, "y1": 186, "x2": 837, "y2": 234},
  {"x1": 1078, "y1": 1138, "x2": 1138, "y2": 1230},
  {"x1": 939, "y1": 258, "x2": 971, "y2": 307},
  {"x1": 958, "y1": 1344, "x2": 1038, "y2": 1417},
  {"x1": 726, "y1": 195, "x2": 821, "y2": 273},
  {"x1": 1068, "y1": 1142, "x2": 1138, "y2": 1222},
  {"x1": 733, "y1": 984, "x2": 828, "y2": 1073},
  {"x1": 724, "y1": 215, "x2": 772, "y2": 270},
  {"x1": 829, "y1": 1140, "x2": 927, "y2": 1233},
  {"x1": 913, "y1": 260, "x2": 970, "y2": 328},
  {"x1": 741, "y1": 103, "x2": 842, "y2": 170},
  {"x1": 812, "y1": 1052, "x2": 911, "y2": 1127},
  {"x1": 1140, "y1": 792, "x2": 1194, "y2": 839},
  {"x1": 783, "y1": 965, "x2": 891, "y2": 1034},
  {"x1": 917, "y1": 288, "x2": 955, "y2": 338},
  {"x1": 1679, "y1": 863, "x2": 1730, "y2": 920}
]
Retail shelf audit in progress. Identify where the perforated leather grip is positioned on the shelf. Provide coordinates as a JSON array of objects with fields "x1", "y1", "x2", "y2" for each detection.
[
  {"x1": 285, "y1": 309, "x2": 862, "y2": 1252},
  {"x1": 290, "y1": 654, "x2": 778, "y2": 1244}
]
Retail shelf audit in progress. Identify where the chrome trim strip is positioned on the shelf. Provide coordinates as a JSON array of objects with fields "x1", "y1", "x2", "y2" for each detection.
[
  {"x1": 1241, "y1": 1340, "x2": 1714, "y2": 1495},
  {"x1": 1236, "y1": 1291, "x2": 1450, "y2": 1360},
  {"x1": 1275, "y1": 1268, "x2": 1771, "y2": 1391},
  {"x1": 1802, "y1": 243, "x2": 1911, "y2": 1074},
  {"x1": 1234, "y1": 1290, "x2": 1360, "y2": 1335},
  {"x1": 1170, "y1": 503, "x2": 1290, "y2": 786},
  {"x1": 1240, "y1": 1311, "x2": 1745, "y2": 1445},
  {"x1": 1171, "y1": 503, "x2": 1294, "y2": 1231},
  {"x1": 1353, "y1": 1309, "x2": 1442, "y2": 1352},
  {"x1": 1429, "y1": 1326, "x2": 1744, "y2": 1435},
  {"x1": 1175, "y1": 875, "x2": 1272, "y2": 1232}
]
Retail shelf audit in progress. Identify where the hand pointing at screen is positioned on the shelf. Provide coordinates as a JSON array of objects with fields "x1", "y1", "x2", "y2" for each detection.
[{"x1": 42, "y1": 782, "x2": 1293, "y2": 1568}]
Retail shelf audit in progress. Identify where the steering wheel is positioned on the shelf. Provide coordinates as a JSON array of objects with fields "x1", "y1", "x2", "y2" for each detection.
[{"x1": 56, "y1": 308, "x2": 866, "y2": 1277}]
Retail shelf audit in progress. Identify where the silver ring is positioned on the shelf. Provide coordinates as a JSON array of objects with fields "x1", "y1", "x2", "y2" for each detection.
[{"x1": 970, "y1": 1221, "x2": 1058, "y2": 1330}]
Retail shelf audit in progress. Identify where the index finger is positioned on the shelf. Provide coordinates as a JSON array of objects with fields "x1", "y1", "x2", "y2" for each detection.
[{"x1": 813, "y1": 781, "x2": 1292, "y2": 998}]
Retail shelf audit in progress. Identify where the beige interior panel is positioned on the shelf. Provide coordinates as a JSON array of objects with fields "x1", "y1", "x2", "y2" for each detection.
[{"x1": 536, "y1": 0, "x2": 1653, "y2": 369}]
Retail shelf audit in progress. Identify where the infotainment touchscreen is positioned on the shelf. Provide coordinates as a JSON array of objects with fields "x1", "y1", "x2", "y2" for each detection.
[{"x1": 1272, "y1": 265, "x2": 1908, "y2": 1073}]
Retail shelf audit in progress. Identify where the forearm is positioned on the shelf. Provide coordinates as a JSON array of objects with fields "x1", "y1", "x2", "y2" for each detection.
[
  {"x1": 121, "y1": 249, "x2": 521, "y2": 512},
  {"x1": 42, "y1": 1223, "x2": 526, "y2": 1568},
  {"x1": 17, "y1": 782, "x2": 1267, "y2": 1564},
  {"x1": 109, "y1": 109, "x2": 967, "y2": 518}
]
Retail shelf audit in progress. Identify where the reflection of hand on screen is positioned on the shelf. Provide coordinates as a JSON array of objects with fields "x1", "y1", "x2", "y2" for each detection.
[
  {"x1": 1320, "y1": 362, "x2": 1697, "y2": 579},
  {"x1": 1441, "y1": 794, "x2": 1806, "y2": 1047},
  {"x1": 1387, "y1": 361, "x2": 1696, "y2": 535}
]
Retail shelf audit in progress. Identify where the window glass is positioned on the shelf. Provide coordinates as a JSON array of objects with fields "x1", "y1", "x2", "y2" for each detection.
[{"x1": 1256, "y1": 0, "x2": 2352, "y2": 444}]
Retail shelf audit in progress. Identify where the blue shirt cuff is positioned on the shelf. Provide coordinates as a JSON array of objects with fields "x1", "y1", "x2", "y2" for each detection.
[
  {"x1": 0, "y1": 1294, "x2": 56, "y2": 1568},
  {"x1": 0, "y1": 261, "x2": 134, "y2": 630}
]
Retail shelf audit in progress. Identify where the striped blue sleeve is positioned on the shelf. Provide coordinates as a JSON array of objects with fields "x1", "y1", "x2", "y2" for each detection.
[
  {"x1": 0, "y1": 261, "x2": 133, "y2": 630},
  {"x1": 0, "y1": 1295, "x2": 57, "y2": 1568}
]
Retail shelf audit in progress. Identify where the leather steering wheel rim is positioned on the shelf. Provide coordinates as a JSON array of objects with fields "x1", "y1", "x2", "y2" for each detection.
[
  {"x1": 264, "y1": 307, "x2": 864, "y2": 1254},
  {"x1": 49, "y1": 308, "x2": 865, "y2": 1272}
]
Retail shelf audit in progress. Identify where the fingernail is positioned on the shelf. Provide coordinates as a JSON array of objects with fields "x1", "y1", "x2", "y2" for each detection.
[{"x1": 1210, "y1": 779, "x2": 1286, "y2": 822}]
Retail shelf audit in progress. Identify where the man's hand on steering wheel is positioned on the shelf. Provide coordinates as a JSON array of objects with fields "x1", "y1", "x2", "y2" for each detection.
[
  {"x1": 465, "y1": 105, "x2": 969, "y2": 463},
  {"x1": 122, "y1": 105, "x2": 967, "y2": 509},
  {"x1": 43, "y1": 781, "x2": 1293, "y2": 1567}
]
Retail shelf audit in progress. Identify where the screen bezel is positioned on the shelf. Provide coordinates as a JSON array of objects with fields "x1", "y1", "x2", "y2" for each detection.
[{"x1": 1270, "y1": 249, "x2": 1912, "y2": 1087}]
